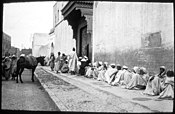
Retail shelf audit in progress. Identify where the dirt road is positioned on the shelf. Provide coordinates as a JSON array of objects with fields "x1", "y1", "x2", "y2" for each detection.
[{"x1": 1, "y1": 69, "x2": 59, "y2": 111}]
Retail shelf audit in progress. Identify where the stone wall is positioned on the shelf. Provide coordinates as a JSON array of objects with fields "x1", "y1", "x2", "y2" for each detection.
[{"x1": 93, "y1": 2, "x2": 174, "y2": 74}]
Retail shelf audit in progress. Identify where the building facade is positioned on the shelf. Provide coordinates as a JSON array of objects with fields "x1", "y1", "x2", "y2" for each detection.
[
  {"x1": 2, "y1": 32, "x2": 11, "y2": 56},
  {"x1": 32, "y1": 33, "x2": 51, "y2": 57},
  {"x1": 61, "y1": 1, "x2": 93, "y2": 61},
  {"x1": 54, "y1": 1, "x2": 174, "y2": 73},
  {"x1": 52, "y1": 2, "x2": 75, "y2": 57},
  {"x1": 92, "y1": 2, "x2": 174, "y2": 73},
  {"x1": 9, "y1": 46, "x2": 20, "y2": 57}
]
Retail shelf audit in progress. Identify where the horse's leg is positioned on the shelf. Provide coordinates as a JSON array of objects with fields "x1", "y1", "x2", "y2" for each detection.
[
  {"x1": 16, "y1": 67, "x2": 20, "y2": 83},
  {"x1": 19, "y1": 68, "x2": 24, "y2": 83},
  {"x1": 31, "y1": 67, "x2": 36, "y2": 82}
]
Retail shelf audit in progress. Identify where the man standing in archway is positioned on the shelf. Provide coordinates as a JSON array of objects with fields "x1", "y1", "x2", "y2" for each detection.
[{"x1": 68, "y1": 48, "x2": 78, "y2": 75}]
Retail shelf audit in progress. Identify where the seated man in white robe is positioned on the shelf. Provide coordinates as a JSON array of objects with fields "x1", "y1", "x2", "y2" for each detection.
[
  {"x1": 158, "y1": 70, "x2": 174, "y2": 99},
  {"x1": 85, "y1": 61, "x2": 98, "y2": 78},
  {"x1": 92, "y1": 61, "x2": 103, "y2": 79},
  {"x1": 97, "y1": 62, "x2": 108, "y2": 81},
  {"x1": 140, "y1": 67, "x2": 150, "y2": 83},
  {"x1": 143, "y1": 66, "x2": 166, "y2": 96},
  {"x1": 61, "y1": 60, "x2": 69, "y2": 73},
  {"x1": 104, "y1": 63, "x2": 118, "y2": 84},
  {"x1": 108, "y1": 64, "x2": 122, "y2": 84},
  {"x1": 111, "y1": 66, "x2": 130, "y2": 86},
  {"x1": 126, "y1": 66, "x2": 147, "y2": 90}
]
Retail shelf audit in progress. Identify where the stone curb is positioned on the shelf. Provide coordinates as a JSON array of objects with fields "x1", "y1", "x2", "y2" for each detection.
[{"x1": 34, "y1": 72, "x2": 69, "y2": 111}]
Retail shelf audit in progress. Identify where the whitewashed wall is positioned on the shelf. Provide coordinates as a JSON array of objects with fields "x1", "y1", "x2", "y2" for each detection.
[
  {"x1": 93, "y1": 2, "x2": 173, "y2": 53},
  {"x1": 53, "y1": 2, "x2": 75, "y2": 57},
  {"x1": 54, "y1": 21, "x2": 74, "y2": 56},
  {"x1": 93, "y1": 2, "x2": 174, "y2": 72}
]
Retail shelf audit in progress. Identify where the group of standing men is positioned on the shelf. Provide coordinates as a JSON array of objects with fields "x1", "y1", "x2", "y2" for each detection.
[{"x1": 47, "y1": 48, "x2": 90, "y2": 75}]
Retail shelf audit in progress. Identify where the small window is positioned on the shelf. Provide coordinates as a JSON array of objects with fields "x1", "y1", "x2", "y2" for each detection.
[
  {"x1": 51, "y1": 42, "x2": 54, "y2": 48},
  {"x1": 141, "y1": 31, "x2": 161, "y2": 48}
]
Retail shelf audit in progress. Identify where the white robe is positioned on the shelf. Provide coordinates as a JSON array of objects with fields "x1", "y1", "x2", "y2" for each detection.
[
  {"x1": 104, "y1": 67, "x2": 118, "y2": 83},
  {"x1": 126, "y1": 73, "x2": 147, "y2": 89},
  {"x1": 68, "y1": 51, "x2": 78, "y2": 73},
  {"x1": 143, "y1": 75, "x2": 165, "y2": 96},
  {"x1": 158, "y1": 77, "x2": 174, "y2": 99}
]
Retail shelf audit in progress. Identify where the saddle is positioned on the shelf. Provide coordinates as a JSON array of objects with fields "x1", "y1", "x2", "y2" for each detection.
[{"x1": 24, "y1": 56, "x2": 38, "y2": 66}]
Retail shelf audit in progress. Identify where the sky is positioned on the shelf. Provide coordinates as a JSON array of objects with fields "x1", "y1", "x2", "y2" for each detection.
[{"x1": 3, "y1": 1, "x2": 56, "y2": 50}]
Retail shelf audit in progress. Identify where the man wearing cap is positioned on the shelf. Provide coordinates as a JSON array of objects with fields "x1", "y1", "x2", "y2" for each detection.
[
  {"x1": 126, "y1": 66, "x2": 147, "y2": 90},
  {"x1": 143, "y1": 66, "x2": 166, "y2": 96},
  {"x1": 61, "y1": 60, "x2": 69, "y2": 73},
  {"x1": 158, "y1": 70, "x2": 174, "y2": 99},
  {"x1": 108, "y1": 64, "x2": 122, "y2": 84},
  {"x1": 92, "y1": 61, "x2": 103, "y2": 79},
  {"x1": 104, "y1": 63, "x2": 118, "y2": 84},
  {"x1": 79, "y1": 56, "x2": 90, "y2": 75},
  {"x1": 68, "y1": 48, "x2": 78, "y2": 75},
  {"x1": 85, "y1": 61, "x2": 102, "y2": 79},
  {"x1": 111, "y1": 64, "x2": 123, "y2": 85},
  {"x1": 111, "y1": 65, "x2": 130, "y2": 86},
  {"x1": 97, "y1": 62, "x2": 108, "y2": 81}
]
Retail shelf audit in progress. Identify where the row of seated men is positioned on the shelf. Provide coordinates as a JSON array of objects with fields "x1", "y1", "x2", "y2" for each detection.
[{"x1": 77, "y1": 58, "x2": 174, "y2": 100}]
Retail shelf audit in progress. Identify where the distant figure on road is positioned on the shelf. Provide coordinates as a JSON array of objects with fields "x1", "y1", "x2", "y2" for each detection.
[
  {"x1": 55, "y1": 52, "x2": 61, "y2": 73},
  {"x1": 49, "y1": 53, "x2": 55, "y2": 71},
  {"x1": 68, "y1": 48, "x2": 78, "y2": 75},
  {"x1": 10, "y1": 55, "x2": 17, "y2": 80}
]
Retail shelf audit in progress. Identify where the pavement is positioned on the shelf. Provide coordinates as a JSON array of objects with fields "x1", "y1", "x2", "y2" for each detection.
[{"x1": 34, "y1": 66, "x2": 174, "y2": 112}]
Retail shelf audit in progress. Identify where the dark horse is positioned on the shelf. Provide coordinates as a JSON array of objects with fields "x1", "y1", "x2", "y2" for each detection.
[{"x1": 16, "y1": 56, "x2": 45, "y2": 83}]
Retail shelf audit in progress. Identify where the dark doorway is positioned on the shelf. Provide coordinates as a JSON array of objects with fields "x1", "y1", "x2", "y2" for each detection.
[{"x1": 79, "y1": 25, "x2": 91, "y2": 60}]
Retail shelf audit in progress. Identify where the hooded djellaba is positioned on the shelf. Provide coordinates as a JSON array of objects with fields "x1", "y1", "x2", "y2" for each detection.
[{"x1": 143, "y1": 66, "x2": 166, "y2": 96}]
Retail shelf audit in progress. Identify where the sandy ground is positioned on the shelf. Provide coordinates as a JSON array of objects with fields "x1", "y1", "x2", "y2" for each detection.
[{"x1": 1, "y1": 69, "x2": 60, "y2": 111}]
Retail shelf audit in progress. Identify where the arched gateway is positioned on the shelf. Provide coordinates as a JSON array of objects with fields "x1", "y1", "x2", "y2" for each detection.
[{"x1": 61, "y1": 1, "x2": 93, "y2": 62}]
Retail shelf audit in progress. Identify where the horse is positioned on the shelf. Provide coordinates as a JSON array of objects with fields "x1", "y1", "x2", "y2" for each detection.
[{"x1": 15, "y1": 56, "x2": 45, "y2": 83}]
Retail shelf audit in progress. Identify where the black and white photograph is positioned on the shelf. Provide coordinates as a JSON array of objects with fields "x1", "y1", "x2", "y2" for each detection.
[{"x1": 2, "y1": 0, "x2": 174, "y2": 113}]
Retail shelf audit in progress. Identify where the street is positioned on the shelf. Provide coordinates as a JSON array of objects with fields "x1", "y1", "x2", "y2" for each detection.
[{"x1": 1, "y1": 69, "x2": 59, "y2": 111}]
